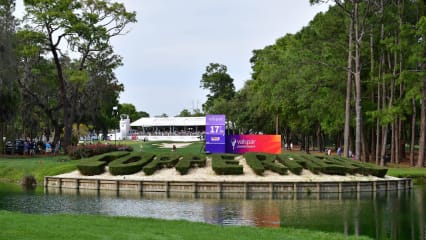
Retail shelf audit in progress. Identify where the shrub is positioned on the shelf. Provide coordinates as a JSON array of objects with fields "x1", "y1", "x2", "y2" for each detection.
[
  {"x1": 262, "y1": 154, "x2": 288, "y2": 175},
  {"x1": 143, "y1": 153, "x2": 181, "y2": 175},
  {"x1": 211, "y1": 154, "x2": 243, "y2": 175},
  {"x1": 244, "y1": 153, "x2": 265, "y2": 175},
  {"x1": 77, "y1": 151, "x2": 130, "y2": 176},
  {"x1": 175, "y1": 154, "x2": 206, "y2": 175},
  {"x1": 291, "y1": 154, "x2": 322, "y2": 174},
  {"x1": 68, "y1": 143, "x2": 133, "y2": 159},
  {"x1": 277, "y1": 154, "x2": 303, "y2": 175},
  {"x1": 325, "y1": 156, "x2": 388, "y2": 177},
  {"x1": 109, "y1": 152, "x2": 155, "y2": 175}
]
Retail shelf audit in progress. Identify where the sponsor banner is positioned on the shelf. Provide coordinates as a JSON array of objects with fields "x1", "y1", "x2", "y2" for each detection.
[
  {"x1": 205, "y1": 114, "x2": 226, "y2": 153},
  {"x1": 206, "y1": 114, "x2": 226, "y2": 125},
  {"x1": 226, "y1": 135, "x2": 282, "y2": 154}
]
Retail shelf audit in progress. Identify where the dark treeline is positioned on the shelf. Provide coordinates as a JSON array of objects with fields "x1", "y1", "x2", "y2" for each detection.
[
  {"x1": 204, "y1": 1, "x2": 426, "y2": 167},
  {"x1": 0, "y1": 0, "x2": 137, "y2": 151}
]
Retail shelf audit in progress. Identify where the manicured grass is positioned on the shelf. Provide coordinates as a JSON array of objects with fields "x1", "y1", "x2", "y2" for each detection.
[
  {"x1": 137, "y1": 140, "x2": 206, "y2": 155},
  {"x1": 0, "y1": 211, "x2": 372, "y2": 240},
  {"x1": 386, "y1": 167, "x2": 426, "y2": 178},
  {"x1": 0, "y1": 155, "x2": 79, "y2": 184}
]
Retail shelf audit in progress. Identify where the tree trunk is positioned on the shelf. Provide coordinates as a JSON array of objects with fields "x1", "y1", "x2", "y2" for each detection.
[
  {"x1": 354, "y1": 1, "x2": 362, "y2": 161},
  {"x1": 410, "y1": 98, "x2": 416, "y2": 166},
  {"x1": 370, "y1": 29, "x2": 377, "y2": 163},
  {"x1": 361, "y1": 126, "x2": 368, "y2": 162},
  {"x1": 391, "y1": 121, "x2": 396, "y2": 164},
  {"x1": 419, "y1": 82, "x2": 426, "y2": 167},
  {"x1": 343, "y1": 17, "x2": 354, "y2": 158},
  {"x1": 418, "y1": 0, "x2": 426, "y2": 167}
]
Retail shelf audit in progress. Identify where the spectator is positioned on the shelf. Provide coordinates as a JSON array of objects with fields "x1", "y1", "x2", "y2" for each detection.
[
  {"x1": 29, "y1": 140, "x2": 35, "y2": 156},
  {"x1": 24, "y1": 140, "x2": 29, "y2": 155},
  {"x1": 337, "y1": 147, "x2": 342, "y2": 157},
  {"x1": 45, "y1": 142, "x2": 52, "y2": 154}
]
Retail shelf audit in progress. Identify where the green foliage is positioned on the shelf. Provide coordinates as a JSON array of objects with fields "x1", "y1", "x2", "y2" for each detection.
[
  {"x1": 67, "y1": 143, "x2": 132, "y2": 159},
  {"x1": 175, "y1": 154, "x2": 206, "y2": 175},
  {"x1": 277, "y1": 154, "x2": 304, "y2": 175},
  {"x1": 142, "y1": 153, "x2": 181, "y2": 175},
  {"x1": 289, "y1": 154, "x2": 322, "y2": 174},
  {"x1": 119, "y1": 103, "x2": 147, "y2": 122},
  {"x1": 244, "y1": 152, "x2": 288, "y2": 175},
  {"x1": 260, "y1": 153, "x2": 288, "y2": 175},
  {"x1": 76, "y1": 151, "x2": 129, "y2": 176},
  {"x1": 243, "y1": 152, "x2": 265, "y2": 175},
  {"x1": 200, "y1": 63, "x2": 235, "y2": 113},
  {"x1": 109, "y1": 152, "x2": 155, "y2": 175},
  {"x1": 211, "y1": 154, "x2": 243, "y2": 175}
]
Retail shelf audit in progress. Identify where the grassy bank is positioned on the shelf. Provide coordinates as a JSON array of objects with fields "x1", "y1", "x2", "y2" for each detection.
[
  {"x1": 0, "y1": 155, "x2": 78, "y2": 184},
  {"x1": 0, "y1": 211, "x2": 372, "y2": 240},
  {"x1": 386, "y1": 166, "x2": 426, "y2": 180}
]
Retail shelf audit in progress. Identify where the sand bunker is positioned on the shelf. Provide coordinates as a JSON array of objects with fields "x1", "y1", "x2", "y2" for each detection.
[{"x1": 151, "y1": 143, "x2": 192, "y2": 149}]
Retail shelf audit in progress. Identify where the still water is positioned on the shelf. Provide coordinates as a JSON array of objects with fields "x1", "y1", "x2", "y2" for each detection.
[{"x1": 0, "y1": 183, "x2": 425, "y2": 240}]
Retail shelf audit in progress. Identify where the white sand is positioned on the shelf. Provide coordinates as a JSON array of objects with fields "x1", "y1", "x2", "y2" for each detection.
[
  {"x1": 157, "y1": 143, "x2": 192, "y2": 148},
  {"x1": 55, "y1": 156, "x2": 399, "y2": 182}
]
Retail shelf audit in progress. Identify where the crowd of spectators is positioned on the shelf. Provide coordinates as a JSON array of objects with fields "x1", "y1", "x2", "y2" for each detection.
[
  {"x1": 134, "y1": 130, "x2": 205, "y2": 137},
  {"x1": 3, "y1": 138, "x2": 60, "y2": 155}
]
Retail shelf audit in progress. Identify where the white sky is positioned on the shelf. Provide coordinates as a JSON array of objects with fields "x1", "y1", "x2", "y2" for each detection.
[{"x1": 15, "y1": 1, "x2": 330, "y2": 117}]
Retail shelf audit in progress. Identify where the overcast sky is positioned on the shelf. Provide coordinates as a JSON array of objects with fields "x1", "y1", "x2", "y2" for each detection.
[{"x1": 16, "y1": 1, "x2": 330, "y2": 117}]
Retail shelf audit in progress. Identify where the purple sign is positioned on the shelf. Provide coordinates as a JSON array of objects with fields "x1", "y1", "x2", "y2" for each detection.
[
  {"x1": 205, "y1": 114, "x2": 226, "y2": 153},
  {"x1": 206, "y1": 114, "x2": 226, "y2": 125}
]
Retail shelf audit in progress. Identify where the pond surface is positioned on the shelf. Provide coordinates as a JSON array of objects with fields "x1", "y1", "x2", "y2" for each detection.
[{"x1": 0, "y1": 183, "x2": 425, "y2": 240}]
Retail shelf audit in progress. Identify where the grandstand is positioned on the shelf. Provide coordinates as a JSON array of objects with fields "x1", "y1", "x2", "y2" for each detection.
[{"x1": 130, "y1": 117, "x2": 206, "y2": 142}]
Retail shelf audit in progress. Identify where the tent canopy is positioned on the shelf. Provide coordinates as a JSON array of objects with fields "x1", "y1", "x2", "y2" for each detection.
[{"x1": 130, "y1": 117, "x2": 206, "y2": 127}]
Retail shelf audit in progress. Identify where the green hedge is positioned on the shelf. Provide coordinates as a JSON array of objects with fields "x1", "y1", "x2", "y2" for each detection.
[
  {"x1": 277, "y1": 154, "x2": 303, "y2": 175},
  {"x1": 211, "y1": 154, "x2": 243, "y2": 175},
  {"x1": 285, "y1": 153, "x2": 388, "y2": 177},
  {"x1": 290, "y1": 154, "x2": 322, "y2": 174},
  {"x1": 262, "y1": 153, "x2": 288, "y2": 175},
  {"x1": 175, "y1": 154, "x2": 206, "y2": 175},
  {"x1": 77, "y1": 151, "x2": 130, "y2": 176},
  {"x1": 244, "y1": 152, "x2": 288, "y2": 175},
  {"x1": 109, "y1": 152, "x2": 155, "y2": 175},
  {"x1": 243, "y1": 153, "x2": 265, "y2": 175},
  {"x1": 325, "y1": 156, "x2": 388, "y2": 177},
  {"x1": 143, "y1": 153, "x2": 181, "y2": 175}
]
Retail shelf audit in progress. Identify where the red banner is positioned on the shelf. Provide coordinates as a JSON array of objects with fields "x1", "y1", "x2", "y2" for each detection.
[{"x1": 226, "y1": 135, "x2": 281, "y2": 154}]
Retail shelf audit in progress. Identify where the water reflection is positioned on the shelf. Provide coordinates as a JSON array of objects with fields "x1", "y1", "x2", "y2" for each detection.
[{"x1": 0, "y1": 183, "x2": 424, "y2": 240}]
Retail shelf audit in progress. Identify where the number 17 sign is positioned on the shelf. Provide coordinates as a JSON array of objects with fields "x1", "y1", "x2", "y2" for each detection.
[
  {"x1": 205, "y1": 114, "x2": 226, "y2": 153},
  {"x1": 208, "y1": 125, "x2": 225, "y2": 134}
]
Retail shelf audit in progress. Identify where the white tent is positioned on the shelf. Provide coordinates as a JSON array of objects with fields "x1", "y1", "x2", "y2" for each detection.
[{"x1": 130, "y1": 117, "x2": 206, "y2": 127}]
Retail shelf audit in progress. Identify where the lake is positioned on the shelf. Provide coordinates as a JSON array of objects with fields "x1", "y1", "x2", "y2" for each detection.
[{"x1": 0, "y1": 183, "x2": 424, "y2": 239}]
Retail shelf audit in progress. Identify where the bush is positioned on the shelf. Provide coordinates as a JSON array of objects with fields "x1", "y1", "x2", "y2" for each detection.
[
  {"x1": 175, "y1": 154, "x2": 206, "y2": 175},
  {"x1": 277, "y1": 154, "x2": 303, "y2": 175},
  {"x1": 211, "y1": 154, "x2": 243, "y2": 175},
  {"x1": 244, "y1": 153, "x2": 265, "y2": 176},
  {"x1": 143, "y1": 153, "x2": 181, "y2": 175},
  {"x1": 109, "y1": 152, "x2": 155, "y2": 175},
  {"x1": 324, "y1": 156, "x2": 388, "y2": 177},
  {"x1": 77, "y1": 151, "x2": 130, "y2": 176},
  {"x1": 68, "y1": 143, "x2": 133, "y2": 159},
  {"x1": 291, "y1": 154, "x2": 322, "y2": 174}
]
